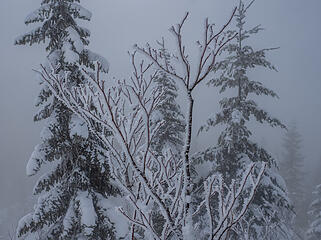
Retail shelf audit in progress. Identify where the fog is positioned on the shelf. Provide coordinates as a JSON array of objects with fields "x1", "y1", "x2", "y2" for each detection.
[{"x1": 0, "y1": 0, "x2": 321, "y2": 237}]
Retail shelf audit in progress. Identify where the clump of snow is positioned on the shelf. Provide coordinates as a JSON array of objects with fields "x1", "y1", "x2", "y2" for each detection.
[
  {"x1": 63, "y1": 42, "x2": 79, "y2": 64},
  {"x1": 26, "y1": 144, "x2": 45, "y2": 176},
  {"x1": 24, "y1": 4, "x2": 50, "y2": 24},
  {"x1": 97, "y1": 153, "x2": 106, "y2": 173},
  {"x1": 62, "y1": 200, "x2": 76, "y2": 236},
  {"x1": 40, "y1": 120, "x2": 56, "y2": 141},
  {"x1": 16, "y1": 213, "x2": 33, "y2": 237},
  {"x1": 79, "y1": 26, "x2": 91, "y2": 37},
  {"x1": 66, "y1": 26, "x2": 84, "y2": 53},
  {"x1": 231, "y1": 109, "x2": 242, "y2": 123},
  {"x1": 85, "y1": 50, "x2": 110, "y2": 73},
  {"x1": 47, "y1": 50, "x2": 62, "y2": 68},
  {"x1": 182, "y1": 213, "x2": 195, "y2": 240},
  {"x1": 76, "y1": 191, "x2": 97, "y2": 236},
  {"x1": 70, "y1": 3, "x2": 92, "y2": 21},
  {"x1": 15, "y1": 27, "x2": 42, "y2": 44},
  {"x1": 69, "y1": 114, "x2": 89, "y2": 139}
]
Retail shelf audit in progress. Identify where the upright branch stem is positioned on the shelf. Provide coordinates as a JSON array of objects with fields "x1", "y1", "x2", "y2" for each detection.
[
  {"x1": 183, "y1": 90, "x2": 194, "y2": 219},
  {"x1": 170, "y1": 12, "x2": 191, "y2": 87},
  {"x1": 136, "y1": 9, "x2": 237, "y2": 225},
  {"x1": 192, "y1": 7, "x2": 237, "y2": 91}
]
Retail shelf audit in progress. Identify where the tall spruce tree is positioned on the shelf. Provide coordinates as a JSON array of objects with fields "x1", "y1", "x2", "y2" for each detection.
[
  {"x1": 306, "y1": 184, "x2": 321, "y2": 240},
  {"x1": 194, "y1": 1, "x2": 295, "y2": 239},
  {"x1": 280, "y1": 122, "x2": 307, "y2": 233},
  {"x1": 15, "y1": 1, "x2": 118, "y2": 239}
]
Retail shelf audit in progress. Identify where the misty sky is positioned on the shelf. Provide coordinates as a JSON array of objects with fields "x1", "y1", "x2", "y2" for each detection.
[{"x1": 0, "y1": 0, "x2": 321, "y2": 231}]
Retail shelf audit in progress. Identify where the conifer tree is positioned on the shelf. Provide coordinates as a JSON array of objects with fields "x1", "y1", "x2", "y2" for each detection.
[
  {"x1": 151, "y1": 45, "x2": 185, "y2": 158},
  {"x1": 194, "y1": 1, "x2": 294, "y2": 238},
  {"x1": 150, "y1": 46, "x2": 186, "y2": 236},
  {"x1": 33, "y1": 5, "x2": 283, "y2": 238},
  {"x1": 307, "y1": 184, "x2": 321, "y2": 240},
  {"x1": 15, "y1": 1, "x2": 118, "y2": 239},
  {"x1": 280, "y1": 122, "x2": 307, "y2": 232}
]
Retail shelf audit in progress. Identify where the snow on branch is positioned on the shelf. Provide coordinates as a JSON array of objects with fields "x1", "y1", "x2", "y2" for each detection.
[
  {"x1": 135, "y1": 9, "x2": 237, "y2": 91},
  {"x1": 37, "y1": 55, "x2": 185, "y2": 238},
  {"x1": 211, "y1": 163, "x2": 265, "y2": 239},
  {"x1": 134, "y1": 11, "x2": 238, "y2": 229},
  {"x1": 36, "y1": 10, "x2": 266, "y2": 239}
]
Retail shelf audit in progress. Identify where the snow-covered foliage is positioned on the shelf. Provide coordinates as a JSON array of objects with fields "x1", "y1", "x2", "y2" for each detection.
[
  {"x1": 16, "y1": 0, "x2": 296, "y2": 239},
  {"x1": 306, "y1": 184, "x2": 321, "y2": 240},
  {"x1": 76, "y1": 191, "x2": 97, "y2": 236},
  {"x1": 40, "y1": 60, "x2": 266, "y2": 239},
  {"x1": 150, "y1": 46, "x2": 186, "y2": 158},
  {"x1": 195, "y1": 1, "x2": 295, "y2": 239},
  {"x1": 69, "y1": 114, "x2": 89, "y2": 139},
  {"x1": 15, "y1": 0, "x2": 118, "y2": 239},
  {"x1": 39, "y1": 8, "x2": 268, "y2": 238},
  {"x1": 149, "y1": 46, "x2": 186, "y2": 236}
]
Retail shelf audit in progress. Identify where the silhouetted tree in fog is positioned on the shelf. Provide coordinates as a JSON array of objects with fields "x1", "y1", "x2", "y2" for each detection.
[{"x1": 280, "y1": 122, "x2": 307, "y2": 234}]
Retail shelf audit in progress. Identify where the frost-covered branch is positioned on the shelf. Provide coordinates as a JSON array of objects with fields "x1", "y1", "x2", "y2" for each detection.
[
  {"x1": 201, "y1": 163, "x2": 265, "y2": 240},
  {"x1": 38, "y1": 54, "x2": 187, "y2": 239},
  {"x1": 135, "y1": 9, "x2": 237, "y2": 226},
  {"x1": 37, "y1": 7, "x2": 268, "y2": 239}
]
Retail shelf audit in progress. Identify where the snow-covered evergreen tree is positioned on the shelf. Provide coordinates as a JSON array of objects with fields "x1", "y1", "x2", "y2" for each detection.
[
  {"x1": 15, "y1": 1, "x2": 118, "y2": 239},
  {"x1": 37, "y1": 6, "x2": 269, "y2": 238},
  {"x1": 307, "y1": 184, "x2": 321, "y2": 240},
  {"x1": 280, "y1": 122, "x2": 307, "y2": 233},
  {"x1": 195, "y1": 1, "x2": 294, "y2": 238},
  {"x1": 151, "y1": 46, "x2": 185, "y2": 158},
  {"x1": 150, "y1": 46, "x2": 186, "y2": 236}
]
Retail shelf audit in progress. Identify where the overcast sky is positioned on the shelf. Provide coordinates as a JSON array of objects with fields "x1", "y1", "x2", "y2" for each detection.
[{"x1": 1, "y1": 0, "x2": 321, "y2": 231}]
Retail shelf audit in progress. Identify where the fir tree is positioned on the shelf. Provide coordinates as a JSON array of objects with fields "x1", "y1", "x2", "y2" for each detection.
[
  {"x1": 150, "y1": 46, "x2": 186, "y2": 236},
  {"x1": 280, "y1": 122, "x2": 307, "y2": 233},
  {"x1": 151, "y1": 46, "x2": 185, "y2": 158},
  {"x1": 194, "y1": 0, "x2": 294, "y2": 238},
  {"x1": 15, "y1": 1, "x2": 118, "y2": 239},
  {"x1": 307, "y1": 184, "x2": 321, "y2": 240}
]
